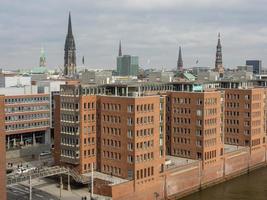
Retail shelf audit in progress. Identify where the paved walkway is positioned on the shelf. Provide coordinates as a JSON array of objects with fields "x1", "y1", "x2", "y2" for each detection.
[{"x1": 17, "y1": 178, "x2": 111, "y2": 200}]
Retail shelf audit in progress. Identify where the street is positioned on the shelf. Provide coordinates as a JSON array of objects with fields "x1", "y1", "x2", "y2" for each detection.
[{"x1": 7, "y1": 184, "x2": 58, "y2": 200}]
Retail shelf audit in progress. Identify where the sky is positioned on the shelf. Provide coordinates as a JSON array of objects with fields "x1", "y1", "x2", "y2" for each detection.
[{"x1": 1, "y1": 0, "x2": 267, "y2": 71}]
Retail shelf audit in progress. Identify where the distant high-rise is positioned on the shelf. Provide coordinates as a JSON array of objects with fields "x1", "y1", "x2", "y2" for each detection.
[
  {"x1": 39, "y1": 48, "x2": 46, "y2": 67},
  {"x1": 116, "y1": 41, "x2": 139, "y2": 76},
  {"x1": 177, "y1": 46, "x2": 183, "y2": 72},
  {"x1": 215, "y1": 33, "x2": 224, "y2": 77},
  {"x1": 246, "y1": 60, "x2": 262, "y2": 75},
  {"x1": 64, "y1": 12, "x2": 76, "y2": 78},
  {"x1": 117, "y1": 55, "x2": 139, "y2": 76}
]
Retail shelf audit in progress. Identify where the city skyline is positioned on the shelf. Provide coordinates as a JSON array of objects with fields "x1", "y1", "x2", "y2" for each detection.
[{"x1": 1, "y1": 0, "x2": 267, "y2": 70}]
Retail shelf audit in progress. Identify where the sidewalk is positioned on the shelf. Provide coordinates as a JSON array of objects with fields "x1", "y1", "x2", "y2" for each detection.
[{"x1": 21, "y1": 178, "x2": 111, "y2": 200}]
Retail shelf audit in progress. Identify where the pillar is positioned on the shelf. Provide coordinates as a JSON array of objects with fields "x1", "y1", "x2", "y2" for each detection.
[
  {"x1": 67, "y1": 170, "x2": 71, "y2": 191},
  {"x1": 115, "y1": 87, "x2": 118, "y2": 96},
  {"x1": 33, "y1": 133, "x2": 36, "y2": 146},
  {"x1": 7, "y1": 136, "x2": 10, "y2": 149},
  {"x1": 45, "y1": 129, "x2": 51, "y2": 145},
  {"x1": 126, "y1": 87, "x2": 128, "y2": 96}
]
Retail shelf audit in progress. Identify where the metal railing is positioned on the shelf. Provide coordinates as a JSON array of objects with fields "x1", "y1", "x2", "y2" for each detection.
[{"x1": 7, "y1": 166, "x2": 90, "y2": 185}]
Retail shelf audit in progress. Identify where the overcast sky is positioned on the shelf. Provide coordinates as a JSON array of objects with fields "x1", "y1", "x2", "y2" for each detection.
[{"x1": 1, "y1": 0, "x2": 267, "y2": 70}]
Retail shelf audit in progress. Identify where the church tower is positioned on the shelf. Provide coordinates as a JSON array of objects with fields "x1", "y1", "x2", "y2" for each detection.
[
  {"x1": 64, "y1": 12, "x2": 76, "y2": 78},
  {"x1": 215, "y1": 33, "x2": 224, "y2": 77},
  {"x1": 39, "y1": 48, "x2": 46, "y2": 67},
  {"x1": 177, "y1": 46, "x2": 183, "y2": 72},
  {"x1": 118, "y1": 40, "x2": 122, "y2": 57}
]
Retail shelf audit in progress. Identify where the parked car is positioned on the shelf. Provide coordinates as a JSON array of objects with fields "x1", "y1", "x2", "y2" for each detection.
[{"x1": 40, "y1": 151, "x2": 51, "y2": 157}]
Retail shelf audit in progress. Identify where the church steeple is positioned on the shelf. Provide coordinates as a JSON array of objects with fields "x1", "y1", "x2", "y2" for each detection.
[
  {"x1": 39, "y1": 47, "x2": 46, "y2": 67},
  {"x1": 64, "y1": 12, "x2": 76, "y2": 78},
  {"x1": 215, "y1": 32, "x2": 224, "y2": 77},
  {"x1": 118, "y1": 40, "x2": 122, "y2": 56},
  {"x1": 177, "y1": 46, "x2": 183, "y2": 72},
  {"x1": 67, "y1": 12, "x2": 73, "y2": 36}
]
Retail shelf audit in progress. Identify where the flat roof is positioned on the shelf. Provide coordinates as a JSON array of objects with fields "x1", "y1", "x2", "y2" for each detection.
[
  {"x1": 165, "y1": 155, "x2": 199, "y2": 170},
  {"x1": 83, "y1": 171, "x2": 129, "y2": 186},
  {"x1": 224, "y1": 144, "x2": 246, "y2": 153}
]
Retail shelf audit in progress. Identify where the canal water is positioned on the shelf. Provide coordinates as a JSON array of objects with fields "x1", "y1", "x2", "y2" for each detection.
[{"x1": 180, "y1": 167, "x2": 267, "y2": 200}]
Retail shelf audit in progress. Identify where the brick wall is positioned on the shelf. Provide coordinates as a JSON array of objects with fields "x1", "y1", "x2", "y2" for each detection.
[{"x1": 0, "y1": 95, "x2": 7, "y2": 200}]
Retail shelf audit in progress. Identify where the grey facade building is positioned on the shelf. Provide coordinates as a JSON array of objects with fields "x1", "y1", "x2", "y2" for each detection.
[
  {"x1": 246, "y1": 60, "x2": 262, "y2": 74},
  {"x1": 116, "y1": 42, "x2": 139, "y2": 76},
  {"x1": 64, "y1": 12, "x2": 76, "y2": 78},
  {"x1": 80, "y1": 70, "x2": 113, "y2": 84}
]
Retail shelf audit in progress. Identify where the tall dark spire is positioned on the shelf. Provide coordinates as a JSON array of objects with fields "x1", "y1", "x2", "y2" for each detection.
[
  {"x1": 118, "y1": 40, "x2": 122, "y2": 56},
  {"x1": 64, "y1": 12, "x2": 76, "y2": 78},
  {"x1": 215, "y1": 32, "x2": 224, "y2": 77},
  {"x1": 67, "y1": 12, "x2": 73, "y2": 36},
  {"x1": 177, "y1": 46, "x2": 183, "y2": 72}
]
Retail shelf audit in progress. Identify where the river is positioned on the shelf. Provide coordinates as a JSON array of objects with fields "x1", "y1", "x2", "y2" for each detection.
[{"x1": 180, "y1": 167, "x2": 267, "y2": 200}]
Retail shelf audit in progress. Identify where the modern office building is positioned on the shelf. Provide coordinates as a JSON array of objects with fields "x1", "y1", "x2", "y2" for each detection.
[
  {"x1": 246, "y1": 60, "x2": 262, "y2": 75},
  {"x1": 0, "y1": 86, "x2": 51, "y2": 158},
  {"x1": 117, "y1": 55, "x2": 139, "y2": 76}
]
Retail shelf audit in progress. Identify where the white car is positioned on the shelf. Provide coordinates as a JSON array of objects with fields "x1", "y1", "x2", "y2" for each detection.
[
  {"x1": 40, "y1": 151, "x2": 51, "y2": 156},
  {"x1": 15, "y1": 167, "x2": 36, "y2": 174}
]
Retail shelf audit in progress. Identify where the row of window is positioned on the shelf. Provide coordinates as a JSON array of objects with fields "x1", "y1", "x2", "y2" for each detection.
[
  {"x1": 173, "y1": 127, "x2": 191, "y2": 134},
  {"x1": 5, "y1": 121, "x2": 49, "y2": 131},
  {"x1": 83, "y1": 102, "x2": 95, "y2": 109},
  {"x1": 173, "y1": 137, "x2": 190, "y2": 145},
  {"x1": 204, "y1": 150, "x2": 216, "y2": 160},
  {"x1": 103, "y1": 151, "x2": 121, "y2": 160},
  {"x1": 225, "y1": 119, "x2": 239, "y2": 125},
  {"x1": 136, "y1": 116, "x2": 154, "y2": 124},
  {"x1": 61, "y1": 149, "x2": 79, "y2": 158},
  {"x1": 136, "y1": 140, "x2": 154, "y2": 149},
  {"x1": 83, "y1": 126, "x2": 96, "y2": 134},
  {"x1": 103, "y1": 139, "x2": 121, "y2": 148},
  {"x1": 136, "y1": 167, "x2": 154, "y2": 179},
  {"x1": 61, "y1": 137, "x2": 79, "y2": 146},
  {"x1": 83, "y1": 137, "x2": 95, "y2": 145},
  {"x1": 103, "y1": 115, "x2": 121, "y2": 123},
  {"x1": 173, "y1": 148, "x2": 191, "y2": 157},
  {"x1": 83, "y1": 149, "x2": 95, "y2": 157},
  {"x1": 173, "y1": 107, "x2": 191, "y2": 114},
  {"x1": 102, "y1": 127, "x2": 121, "y2": 135},
  {"x1": 83, "y1": 114, "x2": 95, "y2": 122},
  {"x1": 102, "y1": 165, "x2": 121, "y2": 176},
  {"x1": 136, "y1": 152, "x2": 154, "y2": 163},
  {"x1": 102, "y1": 103, "x2": 121, "y2": 111},
  {"x1": 5, "y1": 105, "x2": 49, "y2": 113},
  {"x1": 5, "y1": 113, "x2": 49, "y2": 122},
  {"x1": 5, "y1": 97, "x2": 49, "y2": 104},
  {"x1": 173, "y1": 117, "x2": 191, "y2": 124},
  {"x1": 61, "y1": 102, "x2": 79, "y2": 110},
  {"x1": 61, "y1": 114, "x2": 79, "y2": 122},
  {"x1": 61, "y1": 126, "x2": 79, "y2": 134}
]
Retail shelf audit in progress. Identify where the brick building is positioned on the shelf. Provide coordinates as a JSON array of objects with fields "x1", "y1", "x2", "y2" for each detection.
[
  {"x1": 224, "y1": 88, "x2": 265, "y2": 150},
  {"x1": 0, "y1": 95, "x2": 7, "y2": 200},
  {"x1": 166, "y1": 91, "x2": 224, "y2": 166},
  {"x1": 55, "y1": 84, "x2": 166, "y2": 182}
]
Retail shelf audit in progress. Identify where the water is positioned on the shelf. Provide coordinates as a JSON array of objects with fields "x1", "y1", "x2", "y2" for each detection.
[{"x1": 180, "y1": 167, "x2": 267, "y2": 200}]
